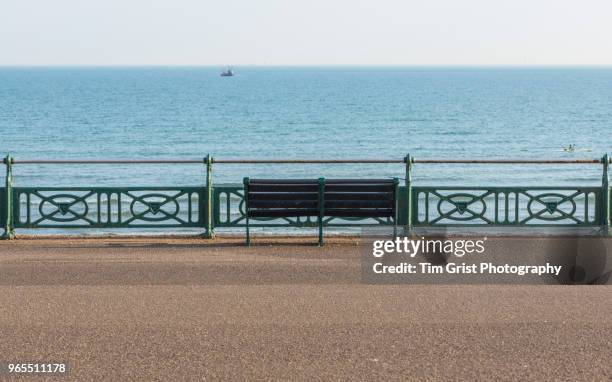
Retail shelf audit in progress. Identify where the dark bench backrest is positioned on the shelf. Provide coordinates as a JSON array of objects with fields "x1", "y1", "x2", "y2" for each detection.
[
  {"x1": 245, "y1": 179, "x2": 320, "y2": 218},
  {"x1": 245, "y1": 178, "x2": 398, "y2": 219},
  {"x1": 324, "y1": 179, "x2": 396, "y2": 217}
]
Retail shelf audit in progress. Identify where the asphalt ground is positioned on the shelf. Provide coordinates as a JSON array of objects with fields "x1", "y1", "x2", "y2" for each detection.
[{"x1": 0, "y1": 236, "x2": 611, "y2": 381}]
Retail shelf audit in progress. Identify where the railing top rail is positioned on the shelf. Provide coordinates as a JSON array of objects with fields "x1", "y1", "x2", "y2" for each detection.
[
  {"x1": 12, "y1": 159, "x2": 204, "y2": 164},
  {"x1": 8, "y1": 158, "x2": 606, "y2": 164},
  {"x1": 214, "y1": 159, "x2": 404, "y2": 164},
  {"x1": 413, "y1": 159, "x2": 603, "y2": 164}
]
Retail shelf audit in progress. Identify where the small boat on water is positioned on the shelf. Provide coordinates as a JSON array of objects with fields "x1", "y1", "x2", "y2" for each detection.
[{"x1": 220, "y1": 67, "x2": 234, "y2": 77}]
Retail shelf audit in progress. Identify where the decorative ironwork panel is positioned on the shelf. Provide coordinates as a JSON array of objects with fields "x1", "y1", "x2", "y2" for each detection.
[
  {"x1": 6, "y1": 185, "x2": 608, "y2": 231},
  {"x1": 13, "y1": 187, "x2": 204, "y2": 228},
  {"x1": 213, "y1": 185, "x2": 247, "y2": 227},
  {"x1": 413, "y1": 187, "x2": 601, "y2": 226}
]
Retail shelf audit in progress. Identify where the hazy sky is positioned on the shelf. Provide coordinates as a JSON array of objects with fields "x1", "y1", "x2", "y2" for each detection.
[{"x1": 2, "y1": 0, "x2": 611, "y2": 66}]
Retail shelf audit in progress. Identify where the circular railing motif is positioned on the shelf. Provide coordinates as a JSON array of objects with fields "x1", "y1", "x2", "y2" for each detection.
[
  {"x1": 39, "y1": 194, "x2": 89, "y2": 222},
  {"x1": 437, "y1": 193, "x2": 487, "y2": 221},
  {"x1": 129, "y1": 193, "x2": 179, "y2": 222},
  {"x1": 527, "y1": 193, "x2": 576, "y2": 221}
]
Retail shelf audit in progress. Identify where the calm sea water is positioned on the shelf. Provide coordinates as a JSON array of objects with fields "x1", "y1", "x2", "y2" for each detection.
[
  {"x1": 1, "y1": 67, "x2": 612, "y2": 234},
  {"x1": 1, "y1": 66, "x2": 612, "y2": 188}
]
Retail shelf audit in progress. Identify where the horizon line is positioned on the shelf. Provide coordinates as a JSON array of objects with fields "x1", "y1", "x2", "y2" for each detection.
[{"x1": 2, "y1": 64, "x2": 612, "y2": 68}]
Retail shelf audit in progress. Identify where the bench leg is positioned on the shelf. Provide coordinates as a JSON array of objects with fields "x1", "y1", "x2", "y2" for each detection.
[
  {"x1": 246, "y1": 216, "x2": 251, "y2": 246},
  {"x1": 318, "y1": 222, "x2": 324, "y2": 246}
]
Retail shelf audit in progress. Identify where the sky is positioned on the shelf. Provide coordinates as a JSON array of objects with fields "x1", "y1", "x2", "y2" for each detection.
[{"x1": 1, "y1": 0, "x2": 611, "y2": 66}]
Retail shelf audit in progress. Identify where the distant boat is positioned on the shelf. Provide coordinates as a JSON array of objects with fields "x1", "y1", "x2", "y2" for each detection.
[{"x1": 220, "y1": 67, "x2": 234, "y2": 77}]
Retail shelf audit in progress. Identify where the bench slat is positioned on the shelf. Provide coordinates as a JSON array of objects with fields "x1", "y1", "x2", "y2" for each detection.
[
  {"x1": 249, "y1": 200, "x2": 318, "y2": 209},
  {"x1": 325, "y1": 192, "x2": 393, "y2": 201},
  {"x1": 249, "y1": 179, "x2": 319, "y2": 184},
  {"x1": 325, "y1": 208, "x2": 394, "y2": 217},
  {"x1": 324, "y1": 179, "x2": 395, "y2": 184},
  {"x1": 249, "y1": 192, "x2": 318, "y2": 201},
  {"x1": 325, "y1": 200, "x2": 392, "y2": 209},
  {"x1": 325, "y1": 184, "x2": 395, "y2": 192},
  {"x1": 250, "y1": 208, "x2": 319, "y2": 218},
  {"x1": 249, "y1": 184, "x2": 319, "y2": 192}
]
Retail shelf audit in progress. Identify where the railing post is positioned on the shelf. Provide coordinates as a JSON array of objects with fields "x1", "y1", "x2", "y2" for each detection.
[
  {"x1": 2, "y1": 154, "x2": 15, "y2": 239},
  {"x1": 404, "y1": 153, "x2": 413, "y2": 235},
  {"x1": 318, "y1": 177, "x2": 325, "y2": 246},
  {"x1": 602, "y1": 154, "x2": 610, "y2": 235},
  {"x1": 244, "y1": 177, "x2": 250, "y2": 246},
  {"x1": 393, "y1": 177, "x2": 399, "y2": 238},
  {"x1": 203, "y1": 154, "x2": 215, "y2": 239}
]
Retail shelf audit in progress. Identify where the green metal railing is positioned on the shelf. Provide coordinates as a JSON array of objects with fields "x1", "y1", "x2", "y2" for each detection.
[{"x1": 1, "y1": 154, "x2": 611, "y2": 239}]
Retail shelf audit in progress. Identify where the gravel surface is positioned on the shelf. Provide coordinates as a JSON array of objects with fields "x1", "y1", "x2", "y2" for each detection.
[{"x1": 1, "y1": 236, "x2": 611, "y2": 381}]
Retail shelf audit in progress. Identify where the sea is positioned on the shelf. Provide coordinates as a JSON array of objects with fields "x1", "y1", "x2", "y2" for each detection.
[{"x1": 1, "y1": 66, "x2": 612, "y2": 234}]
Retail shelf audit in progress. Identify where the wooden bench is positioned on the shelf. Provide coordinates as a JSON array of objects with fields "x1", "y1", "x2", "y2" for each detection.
[{"x1": 243, "y1": 177, "x2": 399, "y2": 245}]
